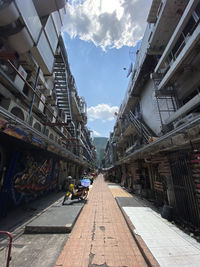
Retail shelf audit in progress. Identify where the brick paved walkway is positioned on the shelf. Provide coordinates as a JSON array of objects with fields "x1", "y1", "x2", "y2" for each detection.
[{"x1": 55, "y1": 174, "x2": 147, "y2": 267}]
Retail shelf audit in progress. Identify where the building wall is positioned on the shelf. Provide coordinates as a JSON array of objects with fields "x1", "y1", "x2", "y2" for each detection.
[
  {"x1": 0, "y1": 144, "x2": 60, "y2": 216},
  {"x1": 140, "y1": 79, "x2": 161, "y2": 135}
]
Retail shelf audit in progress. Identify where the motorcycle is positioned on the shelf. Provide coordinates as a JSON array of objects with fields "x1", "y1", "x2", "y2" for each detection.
[{"x1": 62, "y1": 180, "x2": 90, "y2": 205}]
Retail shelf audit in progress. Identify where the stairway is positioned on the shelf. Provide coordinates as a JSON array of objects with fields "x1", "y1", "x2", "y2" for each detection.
[
  {"x1": 128, "y1": 111, "x2": 153, "y2": 144},
  {"x1": 53, "y1": 54, "x2": 75, "y2": 137}
]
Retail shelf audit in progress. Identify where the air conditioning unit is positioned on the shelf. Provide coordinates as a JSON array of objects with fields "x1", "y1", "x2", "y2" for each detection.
[
  {"x1": 43, "y1": 89, "x2": 52, "y2": 97},
  {"x1": 38, "y1": 94, "x2": 46, "y2": 112},
  {"x1": 174, "y1": 113, "x2": 200, "y2": 128},
  {"x1": 52, "y1": 108, "x2": 57, "y2": 123},
  {"x1": 46, "y1": 92, "x2": 57, "y2": 105},
  {"x1": 46, "y1": 76, "x2": 54, "y2": 90},
  {"x1": 14, "y1": 65, "x2": 27, "y2": 92},
  {"x1": 59, "y1": 109, "x2": 65, "y2": 120}
]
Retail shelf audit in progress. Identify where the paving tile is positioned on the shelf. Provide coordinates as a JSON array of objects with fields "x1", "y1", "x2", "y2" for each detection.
[
  {"x1": 124, "y1": 206, "x2": 200, "y2": 267},
  {"x1": 109, "y1": 186, "x2": 133, "y2": 197},
  {"x1": 55, "y1": 175, "x2": 149, "y2": 267}
]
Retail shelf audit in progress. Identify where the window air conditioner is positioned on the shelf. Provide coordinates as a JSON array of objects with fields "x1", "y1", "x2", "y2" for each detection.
[{"x1": 174, "y1": 113, "x2": 200, "y2": 128}]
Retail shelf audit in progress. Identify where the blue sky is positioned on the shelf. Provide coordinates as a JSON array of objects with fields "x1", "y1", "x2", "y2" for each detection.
[
  {"x1": 63, "y1": 34, "x2": 130, "y2": 137},
  {"x1": 62, "y1": 0, "x2": 152, "y2": 137}
]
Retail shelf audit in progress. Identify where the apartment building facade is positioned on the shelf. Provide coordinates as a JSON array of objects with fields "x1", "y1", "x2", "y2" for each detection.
[
  {"x1": 104, "y1": 0, "x2": 200, "y2": 230},
  {"x1": 0, "y1": 0, "x2": 96, "y2": 216}
]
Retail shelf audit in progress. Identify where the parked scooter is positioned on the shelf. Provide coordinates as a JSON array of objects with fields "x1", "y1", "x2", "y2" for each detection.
[{"x1": 62, "y1": 179, "x2": 90, "y2": 205}]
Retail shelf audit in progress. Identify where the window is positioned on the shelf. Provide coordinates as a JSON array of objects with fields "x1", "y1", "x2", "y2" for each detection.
[
  {"x1": 183, "y1": 16, "x2": 196, "y2": 37},
  {"x1": 194, "y1": 1, "x2": 200, "y2": 20},
  {"x1": 171, "y1": 34, "x2": 184, "y2": 58},
  {"x1": 165, "y1": 8, "x2": 200, "y2": 66}
]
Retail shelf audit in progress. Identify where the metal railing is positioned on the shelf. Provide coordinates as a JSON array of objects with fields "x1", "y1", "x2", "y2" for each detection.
[
  {"x1": 0, "y1": 231, "x2": 13, "y2": 267},
  {"x1": 129, "y1": 111, "x2": 152, "y2": 144}
]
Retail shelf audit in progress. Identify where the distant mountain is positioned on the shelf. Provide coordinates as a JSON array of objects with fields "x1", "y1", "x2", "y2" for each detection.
[{"x1": 93, "y1": 137, "x2": 108, "y2": 168}]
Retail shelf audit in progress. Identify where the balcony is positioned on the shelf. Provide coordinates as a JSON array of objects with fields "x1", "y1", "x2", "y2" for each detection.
[
  {"x1": 33, "y1": 0, "x2": 66, "y2": 17},
  {"x1": 157, "y1": 22, "x2": 200, "y2": 91},
  {"x1": 71, "y1": 91, "x2": 82, "y2": 119},
  {"x1": 8, "y1": 27, "x2": 34, "y2": 54},
  {"x1": 81, "y1": 111, "x2": 87, "y2": 124},
  {"x1": 155, "y1": 1, "x2": 200, "y2": 85},
  {"x1": 147, "y1": 0, "x2": 161, "y2": 24},
  {"x1": 0, "y1": 105, "x2": 80, "y2": 162},
  {"x1": 15, "y1": 0, "x2": 42, "y2": 43},
  {"x1": 44, "y1": 15, "x2": 58, "y2": 54},
  {"x1": 148, "y1": 0, "x2": 188, "y2": 55},
  {"x1": 165, "y1": 93, "x2": 200, "y2": 125},
  {"x1": 0, "y1": 1, "x2": 19, "y2": 26},
  {"x1": 31, "y1": 31, "x2": 54, "y2": 75},
  {"x1": 51, "y1": 11, "x2": 62, "y2": 37}
]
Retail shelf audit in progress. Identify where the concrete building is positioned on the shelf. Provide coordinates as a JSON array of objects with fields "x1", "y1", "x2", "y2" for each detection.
[
  {"x1": 104, "y1": 0, "x2": 200, "y2": 231},
  {"x1": 0, "y1": 0, "x2": 96, "y2": 216}
]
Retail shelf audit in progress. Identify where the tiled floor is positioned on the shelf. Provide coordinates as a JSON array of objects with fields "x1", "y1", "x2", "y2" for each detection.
[
  {"x1": 55, "y1": 175, "x2": 148, "y2": 267},
  {"x1": 109, "y1": 185, "x2": 133, "y2": 198},
  {"x1": 124, "y1": 207, "x2": 200, "y2": 267}
]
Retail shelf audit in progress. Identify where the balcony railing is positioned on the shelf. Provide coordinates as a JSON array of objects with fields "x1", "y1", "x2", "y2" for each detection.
[{"x1": 128, "y1": 111, "x2": 152, "y2": 144}]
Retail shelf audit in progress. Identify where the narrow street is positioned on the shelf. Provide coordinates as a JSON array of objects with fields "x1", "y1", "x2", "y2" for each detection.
[
  {"x1": 55, "y1": 174, "x2": 156, "y2": 267},
  {"x1": 1, "y1": 174, "x2": 200, "y2": 266},
  {"x1": 1, "y1": 1, "x2": 200, "y2": 266},
  {"x1": 56, "y1": 174, "x2": 200, "y2": 267}
]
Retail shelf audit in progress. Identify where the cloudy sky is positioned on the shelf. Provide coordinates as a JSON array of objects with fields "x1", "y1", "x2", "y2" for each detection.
[{"x1": 63, "y1": 0, "x2": 152, "y2": 137}]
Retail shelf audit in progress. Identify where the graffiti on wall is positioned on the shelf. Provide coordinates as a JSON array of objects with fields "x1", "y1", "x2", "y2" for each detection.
[{"x1": 10, "y1": 152, "x2": 59, "y2": 205}]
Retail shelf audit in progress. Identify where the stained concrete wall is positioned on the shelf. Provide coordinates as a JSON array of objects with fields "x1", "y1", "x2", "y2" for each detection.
[
  {"x1": 140, "y1": 79, "x2": 161, "y2": 135},
  {"x1": 140, "y1": 79, "x2": 175, "y2": 135}
]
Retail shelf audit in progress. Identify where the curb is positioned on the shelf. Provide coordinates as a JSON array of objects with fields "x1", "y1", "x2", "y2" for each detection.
[
  {"x1": 116, "y1": 199, "x2": 160, "y2": 267},
  {"x1": 24, "y1": 204, "x2": 85, "y2": 234}
]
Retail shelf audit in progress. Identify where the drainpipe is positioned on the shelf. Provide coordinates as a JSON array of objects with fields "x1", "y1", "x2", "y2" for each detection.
[{"x1": 27, "y1": 66, "x2": 40, "y2": 124}]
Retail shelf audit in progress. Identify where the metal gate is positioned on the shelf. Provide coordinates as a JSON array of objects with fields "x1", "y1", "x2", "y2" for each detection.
[{"x1": 169, "y1": 151, "x2": 200, "y2": 228}]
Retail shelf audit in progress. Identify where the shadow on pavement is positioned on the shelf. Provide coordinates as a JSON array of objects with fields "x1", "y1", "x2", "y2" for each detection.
[{"x1": 0, "y1": 191, "x2": 65, "y2": 234}]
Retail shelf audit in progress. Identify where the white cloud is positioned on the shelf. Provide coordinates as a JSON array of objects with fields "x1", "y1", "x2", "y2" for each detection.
[
  {"x1": 63, "y1": 0, "x2": 152, "y2": 50},
  {"x1": 87, "y1": 104, "x2": 118, "y2": 122},
  {"x1": 92, "y1": 130, "x2": 101, "y2": 137}
]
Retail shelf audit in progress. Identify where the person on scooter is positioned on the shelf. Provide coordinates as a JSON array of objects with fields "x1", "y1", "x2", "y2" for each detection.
[{"x1": 70, "y1": 179, "x2": 87, "y2": 199}]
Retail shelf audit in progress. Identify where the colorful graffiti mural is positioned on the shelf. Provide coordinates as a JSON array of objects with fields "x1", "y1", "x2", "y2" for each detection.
[
  {"x1": 12, "y1": 152, "x2": 60, "y2": 203},
  {"x1": 14, "y1": 157, "x2": 53, "y2": 194},
  {"x1": 0, "y1": 149, "x2": 60, "y2": 216}
]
